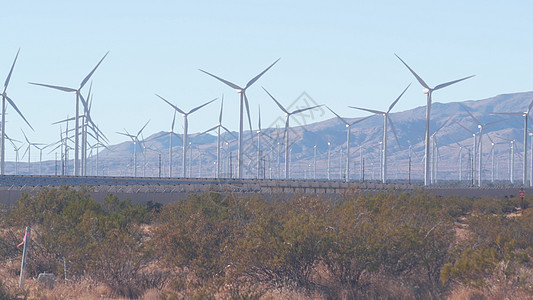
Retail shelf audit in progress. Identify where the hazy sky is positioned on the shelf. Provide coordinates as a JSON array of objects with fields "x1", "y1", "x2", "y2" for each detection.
[{"x1": 1, "y1": 1, "x2": 532, "y2": 161}]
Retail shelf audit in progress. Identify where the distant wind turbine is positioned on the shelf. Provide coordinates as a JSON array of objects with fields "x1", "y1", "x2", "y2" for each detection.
[
  {"x1": 395, "y1": 54, "x2": 474, "y2": 186},
  {"x1": 491, "y1": 98, "x2": 533, "y2": 186},
  {"x1": 461, "y1": 104, "x2": 506, "y2": 186},
  {"x1": 1, "y1": 49, "x2": 34, "y2": 175},
  {"x1": 326, "y1": 106, "x2": 373, "y2": 182},
  {"x1": 156, "y1": 94, "x2": 216, "y2": 178},
  {"x1": 263, "y1": 87, "x2": 322, "y2": 179},
  {"x1": 29, "y1": 51, "x2": 109, "y2": 176},
  {"x1": 21, "y1": 129, "x2": 44, "y2": 174},
  {"x1": 199, "y1": 58, "x2": 280, "y2": 179},
  {"x1": 349, "y1": 84, "x2": 410, "y2": 184},
  {"x1": 116, "y1": 120, "x2": 150, "y2": 177}
]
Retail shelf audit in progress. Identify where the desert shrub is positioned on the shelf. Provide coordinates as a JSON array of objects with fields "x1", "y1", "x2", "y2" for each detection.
[{"x1": 472, "y1": 197, "x2": 514, "y2": 214}]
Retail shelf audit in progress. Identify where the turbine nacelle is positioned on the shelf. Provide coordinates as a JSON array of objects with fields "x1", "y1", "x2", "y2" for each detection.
[{"x1": 423, "y1": 88, "x2": 430, "y2": 94}]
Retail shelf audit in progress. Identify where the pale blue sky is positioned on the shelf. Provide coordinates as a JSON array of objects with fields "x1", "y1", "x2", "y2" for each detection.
[{"x1": 1, "y1": 1, "x2": 532, "y2": 160}]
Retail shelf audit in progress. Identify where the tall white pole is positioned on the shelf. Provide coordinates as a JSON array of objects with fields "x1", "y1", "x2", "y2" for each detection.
[
  {"x1": 424, "y1": 91, "x2": 432, "y2": 186},
  {"x1": 327, "y1": 142, "x2": 331, "y2": 180},
  {"x1": 313, "y1": 145, "x2": 317, "y2": 180},
  {"x1": 346, "y1": 125, "x2": 351, "y2": 182},
  {"x1": 19, "y1": 227, "x2": 30, "y2": 288},
  {"x1": 74, "y1": 93, "x2": 80, "y2": 176},
  {"x1": 382, "y1": 115, "x2": 388, "y2": 184},
  {"x1": 524, "y1": 116, "x2": 528, "y2": 186},
  {"x1": 284, "y1": 116, "x2": 290, "y2": 179},
  {"x1": 238, "y1": 93, "x2": 244, "y2": 178},
  {"x1": 183, "y1": 115, "x2": 188, "y2": 178}
]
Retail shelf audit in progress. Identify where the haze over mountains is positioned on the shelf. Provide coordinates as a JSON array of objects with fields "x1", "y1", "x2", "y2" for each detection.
[{"x1": 8, "y1": 91, "x2": 533, "y2": 183}]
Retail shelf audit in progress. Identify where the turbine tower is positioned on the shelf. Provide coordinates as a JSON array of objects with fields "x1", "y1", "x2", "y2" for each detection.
[
  {"x1": 198, "y1": 97, "x2": 238, "y2": 178},
  {"x1": 349, "y1": 84, "x2": 410, "y2": 184},
  {"x1": 461, "y1": 104, "x2": 506, "y2": 186},
  {"x1": 29, "y1": 52, "x2": 109, "y2": 176},
  {"x1": 117, "y1": 120, "x2": 150, "y2": 177},
  {"x1": 156, "y1": 94, "x2": 216, "y2": 178},
  {"x1": 199, "y1": 58, "x2": 280, "y2": 179},
  {"x1": 263, "y1": 87, "x2": 321, "y2": 179},
  {"x1": 326, "y1": 106, "x2": 373, "y2": 182},
  {"x1": 1, "y1": 49, "x2": 34, "y2": 175},
  {"x1": 491, "y1": 98, "x2": 533, "y2": 186},
  {"x1": 395, "y1": 54, "x2": 474, "y2": 186}
]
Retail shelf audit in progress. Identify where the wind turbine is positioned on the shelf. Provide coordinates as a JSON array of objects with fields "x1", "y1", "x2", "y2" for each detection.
[
  {"x1": 491, "y1": 98, "x2": 533, "y2": 186},
  {"x1": 1, "y1": 49, "x2": 34, "y2": 175},
  {"x1": 349, "y1": 84, "x2": 410, "y2": 184},
  {"x1": 156, "y1": 94, "x2": 216, "y2": 178},
  {"x1": 429, "y1": 116, "x2": 454, "y2": 184},
  {"x1": 116, "y1": 120, "x2": 150, "y2": 177},
  {"x1": 8, "y1": 138, "x2": 23, "y2": 175},
  {"x1": 29, "y1": 52, "x2": 108, "y2": 176},
  {"x1": 21, "y1": 130, "x2": 44, "y2": 175},
  {"x1": 457, "y1": 121, "x2": 479, "y2": 185},
  {"x1": 395, "y1": 54, "x2": 474, "y2": 186},
  {"x1": 263, "y1": 87, "x2": 321, "y2": 179},
  {"x1": 146, "y1": 111, "x2": 180, "y2": 177},
  {"x1": 461, "y1": 104, "x2": 506, "y2": 186},
  {"x1": 326, "y1": 106, "x2": 373, "y2": 182},
  {"x1": 199, "y1": 59, "x2": 280, "y2": 179}
]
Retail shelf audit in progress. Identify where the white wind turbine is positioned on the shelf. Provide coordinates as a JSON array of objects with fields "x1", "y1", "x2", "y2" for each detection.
[
  {"x1": 395, "y1": 54, "x2": 474, "y2": 186},
  {"x1": 29, "y1": 52, "x2": 109, "y2": 176},
  {"x1": 8, "y1": 138, "x2": 23, "y2": 175},
  {"x1": 116, "y1": 120, "x2": 150, "y2": 177},
  {"x1": 491, "y1": 98, "x2": 533, "y2": 186},
  {"x1": 1, "y1": 49, "x2": 34, "y2": 175},
  {"x1": 326, "y1": 106, "x2": 373, "y2": 182},
  {"x1": 457, "y1": 121, "x2": 479, "y2": 185},
  {"x1": 156, "y1": 94, "x2": 216, "y2": 178},
  {"x1": 263, "y1": 87, "x2": 321, "y2": 180},
  {"x1": 199, "y1": 59, "x2": 280, "y2": 179},
  {"x1": 460, "y1": 104, "x2": 506, "y2": 186},
  {"x1": 198, "y1": 96, "x2": 238, "y2": 178},
  {"x1": 21, "y1": 130, "x2": 44, "y2": 175},
  {"x1": 145, "y1": 111, "x2": 179, "y2": 177},
  {"x1": 349, "y1": 84, "x2": 410, "y2": 184}
]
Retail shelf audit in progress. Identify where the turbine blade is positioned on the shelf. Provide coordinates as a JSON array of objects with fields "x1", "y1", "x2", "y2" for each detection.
[
  {"x1": 51, "y1": 116, "x2": 76, "y2": 125},
  {"x1": 188, "y1": 97, "x2": 217, "y2": 114},
  {"x1": 218, "y1": 95, "x2": 224, "y2": 124},
  {"x1": 137, "y1": 120, "x2": 150, "y2": 137},
  {"x1": 292, "y1": 104, "x2": 322, "y2": 115},
  {"x1": 433, "y1": 75, "x2": 475, "y2": 91},
  {"x1": 348, "y1": 106, "x2": 384, "y2": 115},
  {"x1": 3, "y1": 48, "x2": 20, "y2": 93},
  {"x1": 528, "y1": 98, "x2": 533, "y2": 114},
  {"x1": 349, "y1": 114, "x2": 374, "y2": 126},
  {"x1": 263, "y1": 87, "x2": 289, "y2": 114},
  {"x1": 244, "y1": 93, "x2": 253, "y2": 136},
  {"x1": 388, "y1": 116, "x2": 402, "y2": 150},
  {"x1": 394, "y1": 54, "x2": 430, "y2": 89},
  {"x1": 221, "y1": 125, "x2": 238, "y2": 139},
  {"x1": 434, "y1": 116, "x2": 454, "y2": 135},
  {"x1": 326, "y1": 106, "x2": 349, "y2": 125},
  {"x1": 80, "y1": 51, "x2": 109, "y2": 89},
  {"x1": 20, "y1": 129, "x2": 30, "y2": 143},
  {"x1": 388, "y1": 83, "x2": 411, "y2": 113},
  {"x1": 491, "y1": 112, "x2": 524, "y2": 116},
  {"x1": 79, "y1": 93, "x2": 88, "y2": 111},
  {"x1": 245, "y1": 58, "x2": 280, "y2": 89},
  {"x1": 155, "y1": 94, "x2": 187, "y2": 115},
  {"x1": 28, "y1": 82, "x2": 77, "y2": 93},
  {"x1": 171, "y1": 111, "x2": 177, "y2": 131},
  {"x1": 456, "y1": 121, "x2": 475, "y2": 135},
  {"x1": 198, "y1": 69, "x2": 242, "y2": 90},
  {"x1": 460, "y1": 103, "x2": 481, "y2": 125},
  {"x1": 5, "y1": 95, "x2": 34, "y2": 131},
  {"x1": 200, "y1": 125, "x2": 218, "y2": 136}
]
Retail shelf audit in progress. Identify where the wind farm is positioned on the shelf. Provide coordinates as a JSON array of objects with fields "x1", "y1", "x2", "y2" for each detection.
[{"x1": 0, "y1": 48, "x2": 533, "y2": 188}]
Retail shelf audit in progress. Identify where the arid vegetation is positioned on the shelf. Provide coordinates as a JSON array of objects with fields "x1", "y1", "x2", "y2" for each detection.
[{"x1": 0, "y1": 186, "x2": 532, "y2": 299}]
